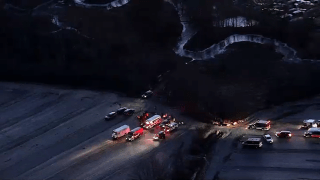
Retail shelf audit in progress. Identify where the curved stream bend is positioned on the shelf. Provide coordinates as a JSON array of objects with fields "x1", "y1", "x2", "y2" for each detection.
[
  {"x1": 176, "y1": 33, "x2": 305, "y2": 62},
  {"x1": 74, "y1": 0, "x2": 130, "y2": 9},
  {"x1": 171, "y1": 3, "x2": 319, "y2": 63}
]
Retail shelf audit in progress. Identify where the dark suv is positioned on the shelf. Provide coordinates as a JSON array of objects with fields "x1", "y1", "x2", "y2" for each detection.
[
  {"x1": 141, "y1": 90, "x2": 153, "y2": 99},
  {"x1": 275, "y1": 131, "x2": 292, "y2": 138},
  {"x1": 124, "y1": 109, "x2": 135, "y2": 116},
  {"x1": 105, "y1": 112, "x2": 117, "y2": 120},
  {"x1": 117, "y1": 107, "x2": 128, "y2": 114}
]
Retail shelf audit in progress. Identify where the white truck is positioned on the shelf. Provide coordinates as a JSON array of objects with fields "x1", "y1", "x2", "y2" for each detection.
[{"x1": 112, "y1": 125, "x2": 130, "y2": 140}]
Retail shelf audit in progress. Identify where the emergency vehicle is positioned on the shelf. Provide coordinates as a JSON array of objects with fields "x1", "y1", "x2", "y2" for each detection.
[
  {"x1": 254, "y1": 120, "x2": 271, "y2": 130},
  {"x1": 143, "y1": 115, "x2": 162, "y2": 129},
  {"x1": 126, "y1": 127, "x2": 144, "y2": 141}
]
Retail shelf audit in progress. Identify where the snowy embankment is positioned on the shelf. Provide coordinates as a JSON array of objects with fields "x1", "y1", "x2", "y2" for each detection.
[
  {"x1": 169, "y1": 1, "x2": 320, "y2": 63},
  {"x1": 48, "y1": 0, "x2": 132, "y2": 36},
  {"x1": 51, "y1": 15, "x2": 93, "y2": 38},
  {"x1": 74, "y1": 0, "x2": 130, "y2": 10}
]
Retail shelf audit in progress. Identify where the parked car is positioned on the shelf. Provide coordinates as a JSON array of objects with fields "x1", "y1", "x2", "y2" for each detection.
[
  {"x1": 124, "y1": 109, "x2": 135, "y2": 116},
  {"x1": 153, "y1": 131, "x2": 166, "y2": 140},
  {"x1": 105, "y1": 112, "x2": 117, "y2": 120},
  {"x1": 164, "y1": 122, "x2": 178, "y2": 133},
  {"x1": 142, "y1": 90, "x2": 153, "y2": 99},
  {"x1": 242, "y1": 137, "x2": 263, "y2": 148},
  {"x1": 264, "y1": 134, "x2": 273, "y2": 143},
  {"x1": 117, "y1": 107, "x2": 128, "y2": 114},
  {"x1": 275, "y1": 131, "x2": 292, "y2": 138},
  {"x1": 304, "y1": 128, "x2": 320, "y2": 138},
  {"x1": 159, "y1": 120, "x2": 171, "y2": 128}
]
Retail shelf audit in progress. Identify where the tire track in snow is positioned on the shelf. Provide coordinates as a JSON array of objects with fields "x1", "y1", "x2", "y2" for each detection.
[
  {"x1": 0, "y1": 96, "x2": 103, "y2": 154},
  {"x1": 0, "y1": 93, "x2": 68, "y2": 131},
  {"x1": 0, "y1": 100, "x2": 121, "y2": 179}
]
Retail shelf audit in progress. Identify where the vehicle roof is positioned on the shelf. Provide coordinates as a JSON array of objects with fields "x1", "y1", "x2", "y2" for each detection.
[
  {"x1": 118, "y1": 107, "x2": 127, "y2": 110},
  {"x1": 169, "y1": 122, "x2": 178, "y2": 126},
  {"x1": 280, "y1": 131, "x2": 291, "y2": 133},
  {"x1": 303, "y1": 119, "x2": 315, "y2": 123},
  {"x1": 114, "y1": 125, "x2": 129, "y2": 132},
  {"x1": 247, "y1": 138, "x2": 261, "y2": 141},
  {"x1": 264, "y1": 134, "x2": 271, "y2": 137},
  {"x1": 146, "y1": 115, "x2": 161, "y2": 122},
  {"x1": 109, "y1": 112, "x2": 116, "y2": 115},
  {"x1": 145, "y1": 90, "x2": 152, "y2": 93},
  {"x1": 308, "y1": 128, "x2": 320, "y2": 132},
  {"x1": 124, "y1": 109, "x2": 134, "y2": 111},
  {"x1": 256, "y1": 120, "x2": 269, "y2": 124},
  {"x1": 131, "y1": 127, "x2": 142, "y2": 132}
]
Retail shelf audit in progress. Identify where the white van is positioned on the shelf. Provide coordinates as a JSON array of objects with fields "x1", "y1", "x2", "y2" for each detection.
[
  {"x1": 112, "y1": 125, "x2": 130, "y2": 140},
  {"x1": 242, "y1": 138, "x2": 263, "y2": 148}
]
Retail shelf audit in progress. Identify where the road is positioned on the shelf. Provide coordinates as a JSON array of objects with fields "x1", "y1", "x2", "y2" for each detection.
[
  {"x1": 204, "y1": 99, "x2": 320, "y2": 180},
  {"x1": 0, "y1": 82, "x2": 198, "y2": 180}
]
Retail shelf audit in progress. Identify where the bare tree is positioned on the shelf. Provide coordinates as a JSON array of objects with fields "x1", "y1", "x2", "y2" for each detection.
[{"x1": 128, "y1": 156, "x2": 171, "y2": 180}]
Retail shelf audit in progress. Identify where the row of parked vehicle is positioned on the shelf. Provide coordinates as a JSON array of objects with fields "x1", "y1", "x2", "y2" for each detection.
[
  {"x1": 107, "y1": 89, "x2": 182, "y2": 142},
  {"x1": 105, "y1": 107, "x2": 135, "y2": 120},
  {"x1": 111, "y1": 113, "x2": 180, "y2": 142}
]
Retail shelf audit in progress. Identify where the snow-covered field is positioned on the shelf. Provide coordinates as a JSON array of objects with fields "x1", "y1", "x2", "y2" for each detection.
[{"x1": 0, "y1": 82, "x2": 198, "y2": 180}]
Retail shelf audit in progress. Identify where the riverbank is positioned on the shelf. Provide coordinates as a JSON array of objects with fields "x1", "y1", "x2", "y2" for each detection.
[{"x1": 163, "y1": 42, "x2": 320, "y2": 120}]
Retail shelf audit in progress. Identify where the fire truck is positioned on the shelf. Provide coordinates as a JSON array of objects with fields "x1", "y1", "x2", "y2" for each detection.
[
  {"x1": 126, "y1": 127, "x2": 144, "y2": 141},
  {"x1": 143, "y1": 115, "x2": 162, "y2": 129}
]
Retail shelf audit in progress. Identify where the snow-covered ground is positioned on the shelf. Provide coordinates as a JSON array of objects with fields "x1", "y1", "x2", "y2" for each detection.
[
  {"x1": 74, "y1": 0, "x2": 130, "y2": 10},
  {"x1": 0, "y1": 82, "x2": 199, "y2": 180}
]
